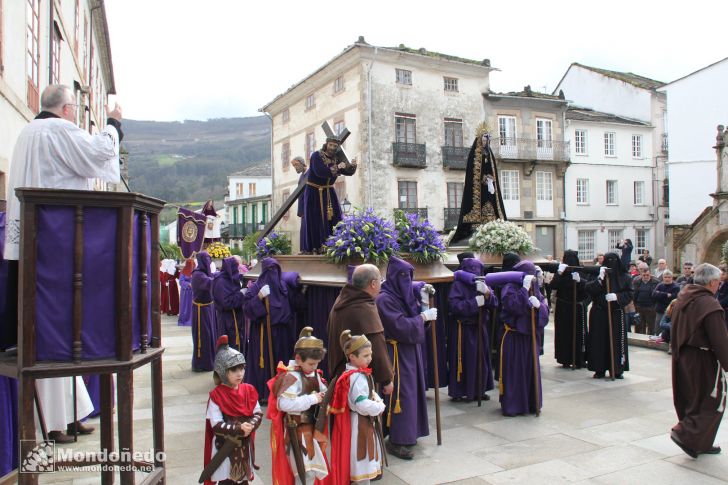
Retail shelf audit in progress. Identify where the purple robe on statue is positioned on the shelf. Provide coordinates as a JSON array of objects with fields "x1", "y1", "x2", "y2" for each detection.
[
  {"x1": 498, "y1": 261, "x2": 549, "y2": 416},
  {"x1": 448, "y1": 259, "x2": 498, "y2": 400},
  {"x1": 177, "y1": 273, "x2": 193, "y2": 326},
  {"x1": 376, "y1": 256, "x2": 429, "y2": 446},
  {"x1": 191, "y1": 252, "x2": 217, "y2": 371},
  {"x1": 212, "y1": 258, "x2": 246, "y2": 353},
  {"x1": 243, "y1": 258, "x2": 296, "y2": 401}
]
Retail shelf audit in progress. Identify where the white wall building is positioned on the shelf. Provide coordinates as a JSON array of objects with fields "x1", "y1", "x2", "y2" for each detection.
[
  {"x1": 0, "y1": 0, "x2": 116, "y2": 200},
  {"x1": 563, "y1": 107, "x2": 654, "y2": 262},
  {"x1": 260, "y1": 37, "x2": 494, "y2": 252},
  {"x1": 224, "y1": 162, "x2": 272, "y2": 248},
  {"x1": 555, "y1": 64, "x2": 668, "y2": 260},
  {"x1": 657, "y1": 57, "x2": 728, "y2": 226}
]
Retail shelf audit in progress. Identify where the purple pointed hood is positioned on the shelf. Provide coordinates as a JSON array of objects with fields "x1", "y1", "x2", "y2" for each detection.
[
  {"x1": 257, "y1": 257, "x2": 289, "y2": 298},
  {"x1": 460, "y1": 257, "x2": 484, "y2": 277},
  {"x1": 381, "y1": 256, "x2": 420, "y2": 315},
  {"x1": 216, "y1": 256, "x2": 240, "y2": 283},
  {"x1": 282, "y1": 271, "x2": 301, "y2": 289},
  {"x1": 514, "y1": 260, "x2": 543, "y2": 298},
  {"x1": 194, "y1": 251, "x2": 212, "y2": 277}
]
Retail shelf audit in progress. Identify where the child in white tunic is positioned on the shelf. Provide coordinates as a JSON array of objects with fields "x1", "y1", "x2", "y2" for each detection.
[{"x1": 330, "y1": 331, "x2": 387, "y2": 484}]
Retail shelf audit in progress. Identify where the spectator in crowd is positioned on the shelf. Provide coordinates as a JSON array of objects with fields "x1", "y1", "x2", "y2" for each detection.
[
  {"x1": 616, "y1": 239, "x2": 634, "y2": 269},
  {"x1": 655, "y1": 259, "x2": 670, "y2": 282},
  {"x1": 638, "y1": 249, "x2": 653, "y2": 268},
  {"x1": 632, "y1": 262, "x2": 659, "y2": 334},
  {"x1": 653, "y1": 299, "x2": 677, "y2": 349},
  {"x1": 652, "y1": 270, "x2": 680, "y2": 334},
  {"x1": 676, "y1": 262, "x2": 694, "y2": 288},
  {"x1": 628, "y1": 262, "x2": 639, "y2": 277},
  {"x1": 594, "y1": 253, "x2": 605, "y2": 266},
  {"x1": 717, "y1": 264, "x2": 728, "y2": 329}
]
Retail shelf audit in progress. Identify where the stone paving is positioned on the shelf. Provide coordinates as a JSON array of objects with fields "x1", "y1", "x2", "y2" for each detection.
[{"x1": 42, "y1": 314, "x2": 728, "y2": 484}]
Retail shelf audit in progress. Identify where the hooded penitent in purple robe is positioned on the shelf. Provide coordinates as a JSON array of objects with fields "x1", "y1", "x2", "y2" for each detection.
[
  {"x1": 448, "y1": 258, "x2": 498, "y2": 400},
  {"x1": 191, "y1": 251, "x2": 217, "y2": 371},
  {"x1": 498, "y1": 260, "x2": 549, "y2": 416},
  {"x1": 177, "y1": 272, "x2": 193, "y2": 326},
  {"x1": 212, "y1": 257, "x2": 246, "y2": 353},
  {"x1": 376, "y1": 256, "x2": 429, "y2": 445},
  {"x1": 243, "y1": 258, "x2": 296, "y2": 401}
]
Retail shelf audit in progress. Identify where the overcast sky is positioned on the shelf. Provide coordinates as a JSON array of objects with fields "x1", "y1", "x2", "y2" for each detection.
[{"x1": 104, "y1": 0, "x2": 727, "y2": 122}]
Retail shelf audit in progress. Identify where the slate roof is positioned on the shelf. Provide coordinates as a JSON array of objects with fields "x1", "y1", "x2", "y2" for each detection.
[
  {"x1": 487, "y1": 86, "x2": 566, "y2": 101},
  {"x1": 229, "y1": 161, "x2": 271, "y2": 177},
  {"x1": 570, "y1": 63, "x2": 665, "y2": 91},
  {"x1": 385, "y1": 43, "x2": 490, "y2": 67},
  {"x1": 566, "y1": 107, "x2": 650, "y2": 126}
]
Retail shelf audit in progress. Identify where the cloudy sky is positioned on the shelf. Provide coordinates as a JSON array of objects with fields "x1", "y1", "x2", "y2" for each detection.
[{"x1": 104, "y1": 0, "x2": 727, "y2": 122}]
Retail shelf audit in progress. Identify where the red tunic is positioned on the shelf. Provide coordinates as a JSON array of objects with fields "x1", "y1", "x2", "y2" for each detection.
[{"x1": 160, "y1": 270, "x2": 180, "y2": 315}]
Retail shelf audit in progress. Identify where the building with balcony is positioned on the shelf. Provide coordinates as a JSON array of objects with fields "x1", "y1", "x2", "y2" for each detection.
[
  {"x1": 482, "y1": 87, "x2": 570, "y2": 258},
  {"x1": 0, "y1": 0, "x2": 116, "y2": 199},
  {"x1": 555, "y1": 63, "x2": 667, "y2": 260},
  {"x1": 562, "y1": 107, "x2": 654, "y2": 263},
  {"x1": 224, "y1": 162, "x2": 272, "y2": 249},
  {"x1": 260, "y1": 37, "x2": 494, "y2": 252}
]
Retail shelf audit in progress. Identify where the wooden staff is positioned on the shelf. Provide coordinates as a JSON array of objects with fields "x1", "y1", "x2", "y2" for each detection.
[
  {"x1": 429, "y1": 294, "x2": 442, "y2": 445},
  {"x1": 477, "y1": 304, "x2": 484, "y2": 408},
  {"x1": 572, "y1": 283, "x2": 577, "y2": 370},
  {"x1": 605, "y1": 273, "x2": 616, "y2": 381},
  {"x1": 264, "y1": 297, "x2": 276, "y2": 379},
  {"x1": 529, "y1": 286, "x2": 541, "y2": 417}
]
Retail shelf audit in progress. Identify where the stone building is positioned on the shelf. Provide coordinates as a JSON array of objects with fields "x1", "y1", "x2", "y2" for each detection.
[
  {"x1": 0, "y1": 0, "x2": 117, "y2": 198},
  {"x1": 260, "y1": 37, "x2": 494, "y2": 252},
  {"x1": 483, "y1": 87, "x2": 569, "y2": 258},
  {"x1": 224, "y1": 162, "x2": 272, "y2": 250}
]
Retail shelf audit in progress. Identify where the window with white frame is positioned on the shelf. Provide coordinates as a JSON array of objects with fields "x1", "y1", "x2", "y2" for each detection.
[
  {"x1": 443, "y1": 77, "x2": 459, "y2": 92},
  {"x1": 536, "y1": 119, "x2": 553, "y2": 147},
  {"x1": 27, "y1": 0, "x2": 41, "y2": 112},
  {"x1": 305, "y1": 93, "x2": 315, "y2": 110},
  {"x1": 635, "y1": 229, "x2": 649, "y2": 254},
  {"x1": 500, "y1": 170, "x2": 520, "y2": 201},
  {"x1": 395, "y1": 113, "x2": 416, "y2": 144},
  {"x1": 608, "y1": 229, "x2": 623, "y2": 251},
  {"x1": 634, "y1": 181, "x2": 645, "y2": 205},
  {"x1": 604, "y1": 132, "x2": 616, "y2": 156},
  {"x1": 574, "y1": 129, "x2": 587, "y2": 155},
  {"x1": 444, "y1": 118, "x2": 463, "y2": 147},
  {"x1": 632, "y1": 134, "x2": 642, "y2": 158},
  {"x1": 305, "y1": 132, "x2": 316, "y2": 158},
  {"x1": 536, "y1": 171, "x2": 553, "y2": 201},
  {"x1": 498, "y1": 116, "x2": 516, "y2": 145},
  {"x1": 578, "y1": 230, "x2": 596, "y2": 261},
  {"x1": 333, "y1": 75, "x2": 344, "y2": 94},
  {"x1": 396, "y1": 68, "x2": 412, "y2": 85},
  {"x1": 606, "y1": 180, "x2": 618, "y2": 205},
  {"x1": 447, "y1": 182, "x2": 463, "y2": 208},
  {"x1": 576, "y1": 178, "x2": 589, "y2": 204}
]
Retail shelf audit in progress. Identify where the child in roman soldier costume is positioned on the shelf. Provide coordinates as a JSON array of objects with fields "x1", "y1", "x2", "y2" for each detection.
[
  {"x1": 267, "y1": 327, "x2": 330, "y2": 484},
  {"x1": 200, "y1": 336, "x2": 263, "y2": 485},
  {"x1": 330, "y1": 330, "x2": 387, "y2": 484}
]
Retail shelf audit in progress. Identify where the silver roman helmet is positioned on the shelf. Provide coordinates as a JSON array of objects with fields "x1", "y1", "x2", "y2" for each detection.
[{"x1": 213, "y1": 335, "x2": 246, "y2": 386}]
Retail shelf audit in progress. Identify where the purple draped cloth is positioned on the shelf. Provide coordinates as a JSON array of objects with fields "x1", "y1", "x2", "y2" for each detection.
[
  {"x1": 243, "y1": 258, "x2": 296, "y2": 401},
  {"x1": 0, "y1": 212, "x2": 18, "y2": 476},
  {"x1": 177, "y1": 273, "x2": 193, "y2": 326},
  {"x1": 447, "y1": 259, "x2": 498, "y2": 400},
  {"x1": 376, "y1": 257, "x2": 429, "y2": 445},
  {"x1": 498, "y1": 261, "x2": 549, "y2": 416},
  {"x1": 212, "y1": 258, "x2": 246, "y2": 352},
  {"x1": 191, "y1": 252, "x2": 217, "y2": 371},
  {"x1": 302, "y1": 285, "x2": 340, "y2": 379}
]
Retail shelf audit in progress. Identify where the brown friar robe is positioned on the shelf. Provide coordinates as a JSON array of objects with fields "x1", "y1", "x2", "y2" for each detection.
[
  {"x1": 671, "y1": 284, "x2": 728, "y2": 453},
  {"x1": 327, "y1": 284, "x2": 394, "y2": 385}
]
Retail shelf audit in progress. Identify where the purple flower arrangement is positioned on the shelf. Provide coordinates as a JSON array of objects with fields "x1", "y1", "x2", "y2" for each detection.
[
  {"x1": 396, "y1": 212, "x2": 447, "y2": 264},
  {"x1": 325, "y1": 208, "x2": 399, "y2": 264},
  {"x1": 256, "y1": 231, "x2": 292, "y2": 259}
]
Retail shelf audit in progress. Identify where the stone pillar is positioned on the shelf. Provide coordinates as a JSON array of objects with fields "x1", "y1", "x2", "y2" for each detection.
[{"x1": 717, "y1": 125, "x2": 728, "y2": 196}]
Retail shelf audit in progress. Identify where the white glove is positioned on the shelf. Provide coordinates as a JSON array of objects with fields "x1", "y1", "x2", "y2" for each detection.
[
  {"x1": 528, "y1": 295, "x2": 541, "y2": 309},
  {"x1": 165, "y1": 282, "x2": 169, "y2": 287},
  {"x1": 571, "y1": 272, "x2": 581, "y2": 283},
  {"x1": 486, "y1": 176, "x2": 495, "y2": 194},
  {"x1": 598, "y1": 266, "x2": 607, "y2": 281},
  {"x1": 605, "y1": 293, "x2": 617, "y2": 302},
  {"x1": 258, "y1": 284, "x2": 271, "y2": 299},
  {"x1": 523, "y1": 274, "x2": 535, "y2": 289},
  {"x1": 422, "y1": 308, "x2": 438, "y2": 321},
  {"x1": 210, "y1": 262, "x2": 217, "y2": 273},
  {"x1": 475, "y1": 295, "x2": 486, "y2": 307},
  {"x1": 558, "y1": 263, "x2": 567, "y2": 275},
  {"x1": 422, "y1": 284, "x2": 436, "y2": 295},
  {"x1": 240, "y1": 288, "x2": 248, "y2": 295},
  {"x1": 476, "y1": 281, "x2": 487, "y2": 294}
]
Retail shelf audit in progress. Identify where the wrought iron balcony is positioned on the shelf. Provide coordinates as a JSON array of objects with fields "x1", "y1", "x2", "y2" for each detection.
[
  {"x1": 393, "y1": 142, "x2": 427, "y2": 168},
  {"x1": 226, "y1": 223, "x2": 257, "y2": 238},
  {"x1": 441, "y1": 146, "x2": 469, "y2": 170},
  {"x1": 490, "y1": 137, "x2": 570, "y2": 161},
  {"x1": 394, "y1": 208, "x2": 429, "y2": 220},
  {"x1": 443, "y1": 208, "x2": 460, "y2": 230}
]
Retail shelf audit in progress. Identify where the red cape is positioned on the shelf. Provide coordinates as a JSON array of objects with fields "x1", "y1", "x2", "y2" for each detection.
[
  {"x1": 203, "y1": 383, "x2": 259, "y2": 485},
  {"x1": 329, "y1": 368, "x2": 371, "y2": 485},
  {"x1": 266, "y1": 362, "x2": 331, "y2": 485}
]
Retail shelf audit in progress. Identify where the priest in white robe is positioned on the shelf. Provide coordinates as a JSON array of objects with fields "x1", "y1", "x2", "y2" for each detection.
[{"x1": 3, "y1": 84, "x2": 122, "y2": 443}]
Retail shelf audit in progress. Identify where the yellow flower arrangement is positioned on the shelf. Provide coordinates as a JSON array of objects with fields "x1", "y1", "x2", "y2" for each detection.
[{"x1": 206, "y1": 241, "x2": 231, "y2": 259}]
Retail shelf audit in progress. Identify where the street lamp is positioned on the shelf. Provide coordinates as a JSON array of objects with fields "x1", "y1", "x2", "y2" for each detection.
[{"x1": 341, "y1": 197, "x2": 351, "y2": 215}]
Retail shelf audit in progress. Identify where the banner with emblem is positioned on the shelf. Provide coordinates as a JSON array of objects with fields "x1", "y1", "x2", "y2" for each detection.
[{"x1": 177, "y1": 207, "x2": 206, "y2": 258}]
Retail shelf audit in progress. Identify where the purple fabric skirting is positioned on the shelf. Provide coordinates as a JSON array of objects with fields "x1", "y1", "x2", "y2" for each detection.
[
  {"x1": 303, "y1": 286, "x2": 341, "y2": 379},
  {"x1": 244, "y1": 322, "x2": 293, "y2": 401},
  {"x1": 0, "y1": 377, "x2": 18, "y2": 476}
]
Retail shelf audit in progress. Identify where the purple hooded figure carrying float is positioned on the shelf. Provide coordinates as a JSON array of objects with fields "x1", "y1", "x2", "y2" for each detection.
[
  {"x1": 211, "y1": 257, "x2": 247, "y2": 353},
  {"x1": 448, "y1": 257, "x2": 499, "y2": 402},
  {"x1": 498, "y1": 260, "x2": 549, "y2": 416},
  {"x1": 376, "y1": 256, "x2": 435, "y2": 460},
  {"x1": 191, "y1": 251, "x2": 218, "y2": 371}
]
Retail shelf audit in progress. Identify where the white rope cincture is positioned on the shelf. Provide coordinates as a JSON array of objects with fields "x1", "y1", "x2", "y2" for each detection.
[{"x1": 710, "y1": 362, "x2": 727, "y2": 413}]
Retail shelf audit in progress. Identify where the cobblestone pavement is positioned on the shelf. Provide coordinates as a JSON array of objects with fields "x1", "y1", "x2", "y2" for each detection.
[{"x1": 42, "y1": 314, "x2": 728, "y2": 484}]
